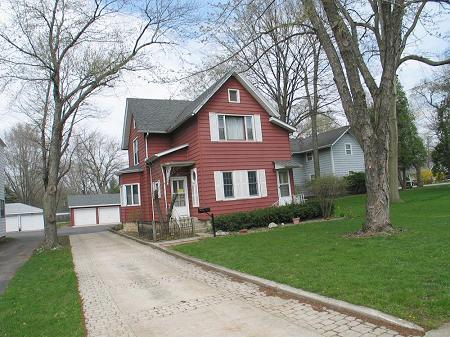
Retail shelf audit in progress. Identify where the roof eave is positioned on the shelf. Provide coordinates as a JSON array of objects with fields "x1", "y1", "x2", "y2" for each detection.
[{"x1": 269, "y1": 117, "x2": 296, "y2": 132}]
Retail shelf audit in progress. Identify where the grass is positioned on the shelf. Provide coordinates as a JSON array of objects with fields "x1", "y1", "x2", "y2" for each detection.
[
  {"x1": 0, "y1": 237, "x2": 85, "y2": 337},
  {"x1": 174, "y1": 185, "x2": 450, "y2": 329}
]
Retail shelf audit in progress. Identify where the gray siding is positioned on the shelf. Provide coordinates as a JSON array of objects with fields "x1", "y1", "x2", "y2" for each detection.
[
  {"x1": 292, "y1": 148, "x2": 333, "y2": 190},
  {"x1": 0, "y1": 144, "x2": 5, "y2": 237},
  {"x1": 331, "y1": 133, "x2": 365, "y2": 176}
]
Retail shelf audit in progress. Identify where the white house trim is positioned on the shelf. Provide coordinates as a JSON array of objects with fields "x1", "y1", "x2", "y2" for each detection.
[
  {"x1": 152, "y1": 143, "x2": 189, "y2": 160},
  {"x1": 330, "y1": 126, "x2": 352, "y2": 147},
  {"x1": 68, "y1": 203, "x2": 120, "y2": 209},
  {"x1": 268, "y1": 117, "x2": 297, "y2": 132}
]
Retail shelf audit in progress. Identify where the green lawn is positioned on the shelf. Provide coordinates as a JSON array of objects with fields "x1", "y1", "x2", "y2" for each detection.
[
  {"x1": 174, "y1": 185, "x2": 450, "y2": 329},
  {"x1": 0, "y1": 238, "x2": 85, "y2": 337}
]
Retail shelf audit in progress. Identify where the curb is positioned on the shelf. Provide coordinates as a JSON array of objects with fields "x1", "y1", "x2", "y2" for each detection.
[{"x1": 110, "y1": 229, "x2": 425, "y2": 336}]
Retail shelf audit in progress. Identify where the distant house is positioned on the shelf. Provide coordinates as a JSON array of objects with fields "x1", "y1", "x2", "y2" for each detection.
[
  {"x1": 118, "y1": 70, "x2": 298, "y2": 227},
  {"x1": 0, "y1": 138, "x2": 5, "y2": 238},
  {"x1": 290, "y1": 126, "x2": 365, "y2": 190},
  {"x1": 6, "y1": 203, "x2": 45, "y2": 232},
  {"x1": 68, "y1": 194, "x2": 121, "y2": 227}
]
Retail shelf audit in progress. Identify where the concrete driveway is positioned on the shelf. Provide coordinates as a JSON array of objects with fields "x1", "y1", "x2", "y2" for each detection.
[
  {"x1": 71, "y1": 232, "x2": 406, "y2": 337},
  {"x1": 0, "y1": 224, "x2": 112, "y2": 294}
]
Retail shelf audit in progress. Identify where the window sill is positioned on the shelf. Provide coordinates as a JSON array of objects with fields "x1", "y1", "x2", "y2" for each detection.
[{"x1": 221, "y1": 195, "x2": 264, "y2": 201}]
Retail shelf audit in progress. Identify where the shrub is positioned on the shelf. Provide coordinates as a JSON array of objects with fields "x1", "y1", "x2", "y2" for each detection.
[
  {"x1": 421, "y1": 168, "x2": 434, "y2": 185},
  {"x1": 344, "y1": 171, "x2": 366, "y2": 194},
  {"x1": 310, "y1": 176, "x2": 346, "y2": 219},
  {"x1": 214, "y1": 201, "x2": 324, "y2": 231}
]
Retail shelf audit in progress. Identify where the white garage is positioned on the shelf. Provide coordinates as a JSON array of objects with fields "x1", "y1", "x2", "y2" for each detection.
[
  {"x1": 68, "y1": 194, "x2": 121, "y2": 227},
  {"x1": 6, "y1": 203, "x2": 45, "y2": 232}
]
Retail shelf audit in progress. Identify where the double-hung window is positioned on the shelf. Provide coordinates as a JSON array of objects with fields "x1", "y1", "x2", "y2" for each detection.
[
  {"x1": 133, "y1": 138, "x2": 139, "y2": 165},
  {"x1": 306, "y1": 152, "x2": 313, "y2": 161},
  {"x1": 248, "y1": 171, "x2": 258, "y2": 196},
  {"x1": 222, "y1": 172, "x2": 234, "y2": 198},
  {"x1": 218, "y1": 115, "x2": 254, "y2": 141},
  {"x1": 345, "y1": 143, "x2": 352, "y2": 155},
  {"x1": 124, "y1": 184, "x2": 140, "y2": 206}
]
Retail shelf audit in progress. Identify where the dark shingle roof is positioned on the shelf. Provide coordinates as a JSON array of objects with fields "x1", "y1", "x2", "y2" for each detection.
[
  {"x1": 68, "y1": 194, "x2": 120, "y2": 208},
  {"x1": 0, "y1": 137, "x2": 5, "y2": 147},
  {"x1": 291, "y1": 126, "x2": 350, "y2": 153},
  {"x1": 127, "y1": 98, "x2": 192, "y2": 133},
  {"x1": 116, "y1": 165, "x2": 144, "y2": 175},
  {"x1": 122, "y1": 71, "x2": 285, "y2": 149}
]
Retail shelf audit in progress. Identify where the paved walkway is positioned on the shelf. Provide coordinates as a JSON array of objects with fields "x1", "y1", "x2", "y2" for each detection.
[{"x1": 71, "y1": 232, "x2": 414, "y2": 337}]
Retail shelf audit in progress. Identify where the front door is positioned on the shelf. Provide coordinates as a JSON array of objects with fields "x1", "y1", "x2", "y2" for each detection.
[
  {"x1": 170, "y1": 177, "x2": 190, "y2": 219},
  {"x1": 277, "y1": 170, "x2": 292, "y2": 206}
]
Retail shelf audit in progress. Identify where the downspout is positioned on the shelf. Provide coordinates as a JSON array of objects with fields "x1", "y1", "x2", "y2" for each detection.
[{"x1": 149, "y1": 163, "x2": 155, "y2": 223}]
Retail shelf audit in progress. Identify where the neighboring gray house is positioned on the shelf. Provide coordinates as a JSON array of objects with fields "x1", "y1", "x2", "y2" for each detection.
[
  {"x1": 0, "y1": 138, "x2": 6, "y2": 238},
  {"x1": 291, "y1": 126, "x2": 365, "y2": 190}
]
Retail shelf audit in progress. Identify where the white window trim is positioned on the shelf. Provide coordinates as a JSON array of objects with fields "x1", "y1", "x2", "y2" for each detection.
[
  {"x1": 345, "y1": 143, "x2": 352, "y2": 155},
  {"x1": 277, "y1": 170, "x2": 292, "y2": 199},
  {"x1": 247, "y1": 170, "x2": 259, "y2": 197},
  {"x1": 306, "y1": 152, "x2": 313, "y2": 161},
  {"x1": 133, "y1": 137, "x2": 139, "y2": 165},
  {"x1": 218, "y1": 113, "x2": 255, "y2": 142},
  {"x1": 133, "y1": 119, "x2": 136, "y2": 129},
  {"x1": 215, "y1": 169, "x2": 266, "y2": 201},
  {"x1": 122, "y1": 183, "x2": 141, "y2": 206},
  {"x1": 222, "y1": 171, "x2": 234, "y2": 199},
  {"x1": 228, "y1": 88, "x2": 240, "y2": 103}
]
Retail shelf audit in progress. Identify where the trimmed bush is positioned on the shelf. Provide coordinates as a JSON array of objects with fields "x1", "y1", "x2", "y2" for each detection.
[
  {"x1": 214, "y1": 201, "x2": 324, "y2": 231},
  {"x1": 344, "y1": 171, "x2": 366, "y2": 194}
]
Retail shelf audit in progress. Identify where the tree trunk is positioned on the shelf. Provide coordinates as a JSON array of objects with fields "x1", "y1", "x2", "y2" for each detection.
[
  {"x1": 42, "y1": 137, "x2": 62, "y2": 248},
  {"x1": 311, "y1": 113, "x2": 321, "y2": 177},
  {"x1": 362, "y1": 134, "x2": 392, "y2": 232},
  {"x1": 415, "y1": 165, "x2": 423, "y2": 187},
  {"x1": 389, "y1": 84, "x2": 402, "y2": 202}
]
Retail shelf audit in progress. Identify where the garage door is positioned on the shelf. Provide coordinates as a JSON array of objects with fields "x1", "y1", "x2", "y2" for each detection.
[
  {"x1": 74, "y1": 208, "x2": 97, "y2": 226},
  {"x1": 20, "y1": 214, "x2": 44, "y2": 231},
  {"x1": 98, "y1": 206, "x2": 120, "y2": 224},
  {"x1": 6, "y1": 216, "x2": 19, "y2": 232}
]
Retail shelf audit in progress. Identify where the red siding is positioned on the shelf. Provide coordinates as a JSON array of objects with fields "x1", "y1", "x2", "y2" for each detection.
[
  {"x1": 120, "y1": 76, "x2": 293, "y2": 223},
  {"x1": 194, "y1": 77, "x2": 292, "y2": 219}
]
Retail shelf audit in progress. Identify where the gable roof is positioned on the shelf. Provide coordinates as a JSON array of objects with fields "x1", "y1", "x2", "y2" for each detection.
[
  {"x1": 68, "y1": 194, "x2": 121, "y2": 208},
  {"x1": 6, "y1": 203, "x2": 43, "y2": 215},
  {"x1": 121, "y1": 71, "x2": 292, "y2": 149},
  {"x1": 290, "y1": 126, "x2": 351, "y2": 154}
]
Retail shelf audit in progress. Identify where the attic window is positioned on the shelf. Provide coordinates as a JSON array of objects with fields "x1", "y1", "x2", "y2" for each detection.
[
  {"x1": 228, "y1": 89, "x2": 240, "y2": 103},
  {"x1": 133, "y1": 119, "x2": 136, "y2": 129}
]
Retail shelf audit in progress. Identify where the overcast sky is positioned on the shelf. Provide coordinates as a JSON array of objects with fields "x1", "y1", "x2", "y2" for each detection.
[{"x1": 0, "y1": 2, "x2": 449, "y2": 143}]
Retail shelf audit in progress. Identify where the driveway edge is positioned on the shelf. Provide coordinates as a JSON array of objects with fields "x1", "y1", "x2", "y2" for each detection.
[{"x1": 110, "y1": 229, "x2": 425, "y2": 336}]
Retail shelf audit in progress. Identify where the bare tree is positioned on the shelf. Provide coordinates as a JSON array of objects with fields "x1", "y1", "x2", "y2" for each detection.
[
  {"x1": 4, "y1": 124, "x2": 44, "y2": 207},
  {"x1": 207, "y1": 0, "x2": 340, "y2": 177},
  {"x1": 69, "y1": 131, "x2": 126, "y2": 194},
  {"x1": 0, "y1": 0, "x2": 195, "y2": 248},
  {"x1": 302, "y1": 0, "x2": 450, "y2": 233}
]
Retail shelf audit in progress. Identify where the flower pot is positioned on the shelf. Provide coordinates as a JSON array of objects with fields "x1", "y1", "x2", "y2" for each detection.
[{"x1": 293, "y1": 217, "x2": 301, "y2": 224}]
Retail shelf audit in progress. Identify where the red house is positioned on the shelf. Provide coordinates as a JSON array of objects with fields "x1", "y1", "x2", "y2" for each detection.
[{"x1": 118, "y1": 71, "x2": 298, "y2": 225}]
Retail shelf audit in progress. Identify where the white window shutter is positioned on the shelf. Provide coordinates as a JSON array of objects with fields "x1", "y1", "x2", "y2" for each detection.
[
  {"x1": 254, "y1": 114, "x2": 263, "y2": 142},
  {"x1": 209, "y1": 112, "x2": 219, "y2": 141},
  {"x1": 214, "y1": 171, "x2": 224, "y2": 201},
  {"x1": 191, "y1": 168, "x2": 199, "y2": 207},
  {"x1": 257, "y1": 169, "x2": 267, "y2": 197}
]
